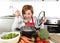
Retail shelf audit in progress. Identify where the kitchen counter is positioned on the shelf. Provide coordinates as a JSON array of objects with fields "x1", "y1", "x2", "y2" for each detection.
[
  {"x1": 49, "y1": 33, "x2": 60, "y2": 43},
  {"x1": 0, "y1": 36, "x2": 53, "y2": 43},
  {"x1": 0, "y1": 16, "x2": 14, "y2": 19},
  {"x1": 0, "y1": 18, "x2": 14, "y2": 33}
]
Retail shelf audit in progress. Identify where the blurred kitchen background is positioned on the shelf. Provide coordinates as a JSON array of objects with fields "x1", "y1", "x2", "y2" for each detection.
[{"x1": 0, "y1": 0, "x2": 60, "y2": 34}]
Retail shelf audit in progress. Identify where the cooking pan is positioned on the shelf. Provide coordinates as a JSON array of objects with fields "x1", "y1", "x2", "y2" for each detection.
[{"x1": 16, "y1": 26, "x2": 37, "y2": 38}]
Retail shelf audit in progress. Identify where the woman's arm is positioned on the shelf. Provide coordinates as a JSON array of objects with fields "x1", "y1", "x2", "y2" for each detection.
[
  {"x1": 11, "y1": 10, "x2": 25, "y2": 31},
  {"x1": 11, "y1": 10, "x2": 20, "y2": 31},
  {"x1": 43, "y1": 17, "x2": 46, "y2": 23}
]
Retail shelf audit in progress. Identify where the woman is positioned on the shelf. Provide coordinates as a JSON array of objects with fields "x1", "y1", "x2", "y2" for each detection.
[{"x1": 12, "y1": 5, "x2": 46, "y2": 31}]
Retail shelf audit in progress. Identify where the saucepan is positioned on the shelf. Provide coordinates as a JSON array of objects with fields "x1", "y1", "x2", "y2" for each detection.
[{"x1": 16, "y1": 26, "x2": 37, "y2": 38}]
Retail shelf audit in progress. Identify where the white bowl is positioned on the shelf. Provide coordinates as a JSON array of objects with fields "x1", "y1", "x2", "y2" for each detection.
[{"x1": 0, "y1": 32, "x2": 20, "y2": 43}]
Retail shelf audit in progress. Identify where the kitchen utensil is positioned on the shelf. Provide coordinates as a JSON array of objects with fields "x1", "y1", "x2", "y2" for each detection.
[
  {"x1": 18, "y1": 26, "x2": 37, "y2": 38},
  {"x1": 38, "y1": 11, "x2": 45, "y2": 26}
]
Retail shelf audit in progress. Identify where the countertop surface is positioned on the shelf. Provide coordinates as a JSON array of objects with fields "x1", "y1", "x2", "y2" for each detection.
[
  {"x1": 49, "y1": 33, "x2": 60, "y2": 43},
  {"x1": 0, "y1": 33, "x2": 60, "y2": 43}
]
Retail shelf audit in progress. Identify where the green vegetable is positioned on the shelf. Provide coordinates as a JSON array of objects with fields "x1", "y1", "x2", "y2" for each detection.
[
  {"x1": 38, "y1": 29, "x2": 49, "y2": 40},
  {"x1": 1, "y1": 33, "x2": 19, "y2": 39},
  {"x1": 31, "y1": 37, "x2": 35, "y2": 42}
]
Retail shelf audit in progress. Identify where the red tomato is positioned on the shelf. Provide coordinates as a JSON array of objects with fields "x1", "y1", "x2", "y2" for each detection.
[
  {"x1": 43, "y1": 40, "x2": 50, "y2": 43},
  {"x1": 37, "y1": 40, "x2": 43, "y2": 43},
  {"x1": 36, "y1": 37, "x2": 41, "y2": 41}
]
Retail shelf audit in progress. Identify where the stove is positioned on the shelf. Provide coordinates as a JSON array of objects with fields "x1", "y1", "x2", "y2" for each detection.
[{"x1": 45, "y1": 20, "x2": 60, "y2": 33}]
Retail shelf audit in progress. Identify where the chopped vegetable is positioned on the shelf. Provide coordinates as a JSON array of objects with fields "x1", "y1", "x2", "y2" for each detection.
[
  {"x1": 31, "y1": 37, "x2": 35, "y2": 42},
  {"x1": 1, "y1": 33, "x2": 19, "y2": 39}
]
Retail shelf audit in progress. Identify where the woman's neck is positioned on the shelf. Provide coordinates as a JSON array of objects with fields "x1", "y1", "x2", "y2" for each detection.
[{"x1": 24, "y1": 18, "x2": 32, "y2": 22}]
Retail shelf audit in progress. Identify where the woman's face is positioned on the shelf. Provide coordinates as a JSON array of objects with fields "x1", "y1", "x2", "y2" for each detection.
[{"x1": 23, "y1": 10, "x2": 33, "y2": 20}]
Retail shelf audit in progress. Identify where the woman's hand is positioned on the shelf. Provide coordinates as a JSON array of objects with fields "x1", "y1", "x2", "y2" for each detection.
[
  {"x1": 15, "y1": 10, "x2": 20, "y2": 18},
  {"x1": 43, "y1": 17, "x2": 46, "y2": 23}
]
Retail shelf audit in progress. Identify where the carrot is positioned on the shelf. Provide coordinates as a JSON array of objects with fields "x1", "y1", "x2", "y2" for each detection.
[
  {"x1": 19, "y1": 42, "x2": 21, "y2": 43},
  {"x1": 20, "y1": 36, "x2": 34, "y2": 43},
  {"x1": 19, "y1": 39, "x2": 25, "y2": 43},
  {"x1": 21, "y1": 40, "x2": 25, "y2": 43},
  {"x1": 22, "y1": 38, "x2": 34, "y2": 43},
  {"x1": 21, "y1": 36, "x2": 31, "y2": 40},
  {"x1": 21, "y1": 37, "x2": 31, "y2": 43}
]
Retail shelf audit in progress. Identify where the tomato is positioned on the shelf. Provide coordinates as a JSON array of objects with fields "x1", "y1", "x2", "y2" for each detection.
[
  {"x1": 37, "y1": 40, "x2": 43, "y2": 43},
  {"x1": 43, "y1": 40, "x2": 50, "y2": 43},
  {"x1": 36, "y1": 37, "x2": 41, "y2": 41}
]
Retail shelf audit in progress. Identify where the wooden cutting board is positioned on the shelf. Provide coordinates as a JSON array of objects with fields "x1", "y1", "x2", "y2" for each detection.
[{"x1": 49, "y1": 34, "x2": 60, "y2": 43}]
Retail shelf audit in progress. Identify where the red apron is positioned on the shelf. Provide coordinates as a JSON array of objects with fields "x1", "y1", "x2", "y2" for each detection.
[{"x1": 25, "y1": 17, "x2": 35, "y2": 27}]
